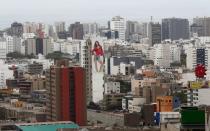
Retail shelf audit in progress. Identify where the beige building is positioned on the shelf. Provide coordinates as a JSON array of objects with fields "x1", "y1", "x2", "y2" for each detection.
[
  {"x1": 24, "y1": 74, "x2": 46, "y2": 91},
  {"x1": 131, "y1": 77, "x2": 170, "y2": 104}
]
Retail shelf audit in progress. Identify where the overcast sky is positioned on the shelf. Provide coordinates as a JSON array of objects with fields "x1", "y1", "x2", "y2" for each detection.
[{"x1": 0, "y1": 0, "x2": 210, "y2": 28}]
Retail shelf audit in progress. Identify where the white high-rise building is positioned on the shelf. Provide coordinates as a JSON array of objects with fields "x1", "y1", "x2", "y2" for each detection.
[
  {"x1": 186, "y1": 47, "x2": 210, "y2": 70},
  {"x1": 187, "y1": 88, "x2": 210, "y2": 106},
  {"x1": 150, "y1": 43, "x2": 181, "y2": 67},
  {"x1": 153, "y1": 44, "x2": 171, "y2": 67},
  {"x1": 170, "y1": 44, "x2": 181, "y2": 63},
  {"x1": 0, "y1": 72, "x2": 5, "y2": 89},
  {"x1": 110, "y1": 16, "x2": 126, "y2": 40},
  {"x1": 0, "y1": 39, "x2": 7, "y2": 59},
  {"x1": 5, "y1": 36, "x2": 14, "y2": 54}
]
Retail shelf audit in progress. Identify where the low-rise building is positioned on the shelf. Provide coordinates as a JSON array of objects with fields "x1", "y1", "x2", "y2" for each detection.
[
  {"x1": 102, "y1": 93, "x2": 125, "y2": 110},
  {"x1": 28, "y1": 62, "x2": 43, "y2": 74},
  {"x1": 128, "y1": 97, "x2": 146, "y2": 113},
  {"x1": 156, "y1": 96, "x2": 173, "y2": 112},
  {"x1": 0, "y1": 102, "x2": 46, "y2": 122},
  {"x1": 187, "y1": 88, "x2": 210, "y2": 106},
  {"x1": 104, "y1": 82, "x2": 120, "y2": 94}
]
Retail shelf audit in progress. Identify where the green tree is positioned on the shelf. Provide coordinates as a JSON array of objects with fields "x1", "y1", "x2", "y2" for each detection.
[
  {"x1": 7, "y1": 52, "x2": 25, "y2": 59},
  {"x1": 170, "y1": 62, "x2": 182, "y2": 67},
  {"x1": 173, "y1": 92, "x2": 187, "y2": 104},
  {"x1": 45, "y1": 51, "x2": 64, "y2": 60}
]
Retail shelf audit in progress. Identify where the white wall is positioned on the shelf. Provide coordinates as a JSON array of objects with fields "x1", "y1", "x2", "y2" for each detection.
[
  {"x1": 0, "y1": 41, "x2": 6, "y2": 59},
  {"x1": 198, "y1": 88, "x2": 210, "y2": 106},
  {"x1": 153, "y1": 44, "x2": 170, "y2": 67},
  {"x1": 128, "y1": 97, "x2": 146, "y2": 113},
  {"x1": 110, "y1": 16, "x2": 126, "y2": 40}
]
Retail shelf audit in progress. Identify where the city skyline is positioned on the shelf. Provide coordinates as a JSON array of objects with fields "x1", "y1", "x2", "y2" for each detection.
[{"x1": 0, "y1": 0, "x2": 210, "y2": 29}]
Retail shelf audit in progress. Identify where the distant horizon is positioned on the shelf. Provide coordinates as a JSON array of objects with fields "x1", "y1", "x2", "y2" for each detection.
[
  {"x1": 1, "y1": 0, "x2": 210, "y2": 29},
  {"x1": 0, "y1": 15, "x2": 209, "y2": 30}
]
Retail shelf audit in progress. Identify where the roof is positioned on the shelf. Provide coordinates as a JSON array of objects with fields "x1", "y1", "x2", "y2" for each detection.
[{"x1": 16, "y1": 122, "x2": 79, "y2": 131}]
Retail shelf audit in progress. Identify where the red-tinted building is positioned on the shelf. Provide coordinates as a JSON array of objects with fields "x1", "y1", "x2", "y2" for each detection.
[{"x1": 46, "y1": 60, "x2": 87, "y2": 126}]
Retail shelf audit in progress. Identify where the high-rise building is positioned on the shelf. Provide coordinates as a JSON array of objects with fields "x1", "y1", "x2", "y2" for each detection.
[
  {"x1": 147, "y1": 22, "x2": 161, "y2": 46},
  {"x1": 170, "y1": 44, "x2": 181, "y2": 63},
  {"x1": 110, "y1": 16, "x2": 126, "y2": 40},
  {"x1": 55, "y1": 22, "x2": 66, "y2": 33},
  {"x1": 108, "y1": 21, "x2": 111, "y2": 29},
  {"x1": 153, "y1": 44, "x2": 171, "y2": 67},
  {"x1": 126, "y1": 21, "x2": 139, "y2": 40},
  {"x1": 69, "y1": 22, "x2": 84, "y2": 40},
  {"x1": 0, "y1": 38, "x2": 7, "y2": 59},
  {"x1": 138, "y1": 23, "x2": 148, "y2": 38},
  {"x1": 190, "y1": 23, "x2": 203, "y2": 37},
  {"x1": 0, "y1": 72, "x2": 5, "y2": 89},
  {"x1": 104, "y1": 30, "x2": 119, "y2": 39},
  {"x1": 10, "y1": 22, "x2": 23, "y2": 37},
  {"x1": 83, "y1": 23, "x2": 99, "y2": 35},
  {"x1": 25, "y1": 37, "x2": 52, "y2": 56},
  {"x1": 13, "y1": 36, "x2": 22, "y2": 53},
  {"x1": 162, "y1": 18, "x2": 189, "y2": 40},
  {"x1": 187, "y1": 88, "x2": 210, "y2": 106},
  {"x1": 193, "y1": 17, "x2": 210, "y2": 36},
  {"x1": 46, "y1": 60, "x2": 86, "y2": 126},
  {"x1": 48, "y1": 25, "x2": 56, "y2": 38},
  {"x1": 80, "y1": 40, "x2": 92, "y2": 104},
  {"x1": 126, "y1": 21, "x2": 136, "y2": 35},
  {"x1": 5, "y1": 36, "x2": 14, "y2": 54},
  {"x1": 186, "y1": 47, "x2": 210, "y2": 70},
  {"x1": 23, "y1": 22, "x2": 38, "y2": 33}
]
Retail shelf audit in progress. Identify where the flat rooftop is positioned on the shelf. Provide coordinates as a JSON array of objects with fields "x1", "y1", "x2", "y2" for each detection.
[{"x1": 16, "y1": 121, "x2": 79, "y2": 131}]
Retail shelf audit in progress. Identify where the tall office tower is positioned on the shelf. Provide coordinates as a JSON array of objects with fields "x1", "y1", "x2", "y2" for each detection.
[
  {"x1": 80, "y1": 40, "x2": 92, "y2": 104},
  {"x1": 69, "y1": 22, "x2": 84, "y2": 40},
  {"x1": 193, "y1": 17, "x2": 210, "y2": 36},
  {"x1": 83, "y1": 23, "x2": 99, "y2": 35},
  {"x1": 48, "y1": 25, "x2": 55, "y2": 37},
  {"x1": 126, "y1": 21, "x2": 139, "y2": 40},
  {"x1": 46, "y1": 60, "x2": 87, "y2": 126},
  {"x1": 23, "y1": 22, "x2": 38, "y2": 33},
  {"x1": 25, "y1": 37, "x2": 52, "y2": 56},
  {"x1": 10, "y1": 22, "x2": 23, "y2": 37},
  {"x1": 162, "y1": 18, "x2": 189, "y2": 40},
  {"x1": 110, "y1": 16, "x2": 126, "y2": 40},
  {"x1": 147, "y1": 22, "x2": 161, "y2": 47},
  {"x1": 190, "y1": 24, "x2": 203, "y2": 37},
  {"x1": 55, "y1": 22, "x2": 66, "y2": 33},
  {"x1": 138, "y1": 23, "x2": 148, "y2": 38},
  {"x1": 13, "y1": 36, "x2": 22, "y2": 53}
]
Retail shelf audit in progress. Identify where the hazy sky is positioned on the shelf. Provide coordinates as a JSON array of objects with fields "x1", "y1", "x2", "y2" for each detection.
[{"x1": 0, "y1": 0, "x2": 210, "y2": 28}]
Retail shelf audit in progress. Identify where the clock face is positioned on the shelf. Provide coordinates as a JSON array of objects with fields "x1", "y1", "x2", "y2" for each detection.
[{"x1": 195, "y1": 64, "x2": 206, "y2": 78}]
